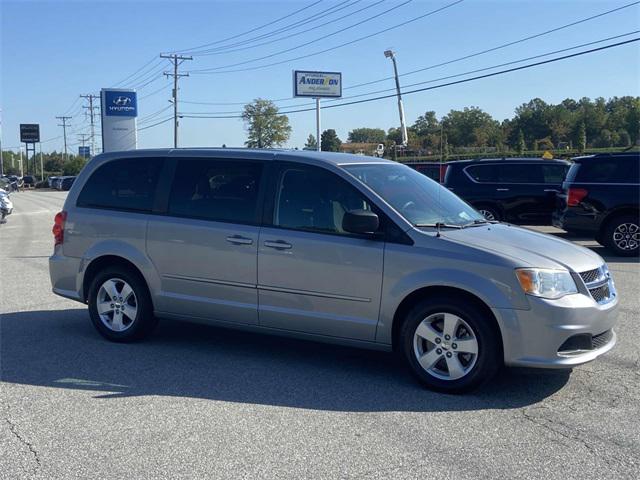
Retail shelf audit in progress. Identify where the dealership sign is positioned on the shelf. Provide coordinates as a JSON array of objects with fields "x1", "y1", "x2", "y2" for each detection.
[
  {"x1": 293, "y1": 71, "x2": 342, "y2": 98},
  {"x1": 20, "y1": 124, "x2": 40, "y2": 143},
  {"x1": 101, "y1": 88, "x2": 138, "y2": 152}
]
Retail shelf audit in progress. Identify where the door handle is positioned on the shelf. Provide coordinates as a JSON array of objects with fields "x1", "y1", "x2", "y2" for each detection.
[
  {"x1": 496, "y1": 188, "x2": 509, "y2": 191},
  {"x1": 544, "y1": 189, "x2": 559, "y2": 193},
  {"x1": 264, "y1": 240, "x2": 292, "y2": 250},
  {"x1": 226, "y1": 235, "x2": 253, "y2": 245}
]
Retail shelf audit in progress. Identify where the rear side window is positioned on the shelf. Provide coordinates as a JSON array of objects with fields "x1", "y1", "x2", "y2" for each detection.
[
  {"x1": 168, "y1": 159, "x2": 263, "y2": 224},
  {"x1": 77, "y1": 157, "x2": 163, "y2": 212},
  {"x1": 495, "y1": 164, "x2": 544, "y2": 183},
  {"x1": 541, "y1": 164, "x2": 568, "y2": 184},
  {"x1": 465, "y1": 165, "x2": 496, "y2": 182},
  {"x1": 575, "y1": 157, "x2": 640, "y2": 183}
]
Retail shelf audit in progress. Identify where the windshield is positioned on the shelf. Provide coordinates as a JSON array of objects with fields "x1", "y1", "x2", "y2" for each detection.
[{"x1": 342, "y1": 163, "x2": 485, "y2": 227}]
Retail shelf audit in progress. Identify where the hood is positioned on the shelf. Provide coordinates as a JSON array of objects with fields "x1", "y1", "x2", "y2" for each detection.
[{"x1": 435, "y1": 223, "x2": 603, "y2": 273}]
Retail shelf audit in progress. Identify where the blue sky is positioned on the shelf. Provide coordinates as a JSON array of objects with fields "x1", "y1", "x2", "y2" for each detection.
[{"x1": 1, "y1": 0, "x2": 639, "y2": 153}]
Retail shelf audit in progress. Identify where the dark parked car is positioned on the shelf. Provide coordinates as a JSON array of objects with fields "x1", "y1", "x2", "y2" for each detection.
[
  {"x1": 553, "y1": 152, "x2": 639, "y2": 256},
  {"x1": 405, "y1": 161, "x2": 448, "y2": 183},
  {"x1": 48, "y1": 176, "x2": 59, "y2": 188},
  {"x1": 22, "y1": 175, "x2": 37, "y2": 187},
  {"x1": 59, "y1": 176, "x2": 76, "y2": 191},
  {"x1": 443, "y1": 158, "x2": 570, "y2": 224}
]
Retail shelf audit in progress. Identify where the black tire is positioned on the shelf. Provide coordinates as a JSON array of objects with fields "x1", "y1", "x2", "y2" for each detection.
[
  {"x1": 87, "y1": 265, "x2": 157, "y2": 342},
  {"x1": 399, "y1": 296, "x2": 502, "y2": 393},
  {"x1": 602, "y1": 214, "x2": 640, "y2": 257},
  {"x1": 475, "y1": 205, "x2": 501, "y2": 222}
]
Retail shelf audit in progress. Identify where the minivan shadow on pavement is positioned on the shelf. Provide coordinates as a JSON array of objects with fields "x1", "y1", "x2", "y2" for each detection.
[{"x1": 1, "y1": 308, "x2": 570, "y2": 412}]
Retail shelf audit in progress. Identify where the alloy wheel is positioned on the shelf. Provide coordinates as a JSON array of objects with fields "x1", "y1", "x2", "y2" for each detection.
[
  {"x1": 613, "y1": 223, "x2": 639, "y2": 251},
  {"x1": 96, "y1": 278, "x2": 138, "y2": 332},
  {"x1": 478, "y1": 209, "x2": 496, "y2": 221},
  {"x1": 413, "y1": 312, "x2": 479, "y2": 381}
]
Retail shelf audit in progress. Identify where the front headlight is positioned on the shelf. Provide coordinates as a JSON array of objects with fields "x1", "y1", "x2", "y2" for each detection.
[{"x1": 515, "y1": 268, "x2": 578, "y2": 299}]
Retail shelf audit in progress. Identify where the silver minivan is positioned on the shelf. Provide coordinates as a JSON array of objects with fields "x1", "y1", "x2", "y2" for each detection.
[{"x1": 49, "y1": 149, "x2": 618, "y2": 392}]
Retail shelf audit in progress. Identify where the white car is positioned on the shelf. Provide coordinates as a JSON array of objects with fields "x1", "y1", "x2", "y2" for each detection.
[{"x1": 0, "y1": 188, "x2": 13, "y2": 223}]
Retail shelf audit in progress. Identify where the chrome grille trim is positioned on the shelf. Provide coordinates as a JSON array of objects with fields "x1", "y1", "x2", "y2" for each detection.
[{"x1": 579, "y1": 265, "x2": 616, "y2": 305}]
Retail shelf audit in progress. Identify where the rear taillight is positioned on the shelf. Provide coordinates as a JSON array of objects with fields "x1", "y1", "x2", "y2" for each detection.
[
  {"x1": 439, "y1": 164, "x2": 449, "y2": 183},
  {"x1": 567, "y1": 188, "x2": 588, "y2": 207},
  {"x1": 53, "y1": 211, "x2": 67, "y2": 246}
]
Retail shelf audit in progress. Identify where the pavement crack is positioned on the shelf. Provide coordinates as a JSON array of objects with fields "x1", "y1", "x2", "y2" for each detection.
[
  {"x1": 5, "y1": 417, "x2": 41, "y2": 478},
  {"x1": 520, "y1": 408, "x2": 597, "y2": 456}
]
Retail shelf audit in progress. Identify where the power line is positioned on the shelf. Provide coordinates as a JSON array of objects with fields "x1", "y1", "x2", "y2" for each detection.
[
  {"x1": 173, "y1": 0, "x2": 324, "y2": 54},
  {"x1": 178, "y1": 38, "x2": 639, "y2": 119},
  {"x1": 180, "y1": 2, "x2": 640, "y2": 106},
  {"x1": 192, "y1": 0, "x2": 359, "y2": 55},
  {"x1": 190, "y1": 0, "x2": 372, "y2": 56},
  {"x1": 113, "y1": 56, "x2": 161, "y2": 87},
  {"x1": 181, "y1": 31, "x2": 639, "y2": 116},
  {"x1": 188, "y1": 0, "x2": 428, "y2": 72},
  {"x1": 343, "y1": 0, "x2": 640, "y2": 91}
]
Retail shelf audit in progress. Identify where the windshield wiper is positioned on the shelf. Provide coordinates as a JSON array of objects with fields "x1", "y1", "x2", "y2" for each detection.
[
  {"x1": 460, "y1": 219, "x2": 498, "y2": 228},
  {"x1": 414, "y1": 222, "x2": 463, "y2": 229}
]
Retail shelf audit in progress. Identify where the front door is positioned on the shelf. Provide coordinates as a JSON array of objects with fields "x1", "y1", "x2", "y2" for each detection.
[
  {"x1": 147, "y1": 157, "x2": 265, "y2": 324},
  {"x1": 257, "y1": 163, "x2": 384, "y2": 341}
]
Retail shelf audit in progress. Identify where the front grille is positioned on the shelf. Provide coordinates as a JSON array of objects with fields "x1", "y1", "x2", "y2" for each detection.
[
  {"x1": 578, "y1": 265, "x2": 615, "y2": 305},
  {"x1": 580, "y1": 268, "x2": 602, "y2": 284},
  {"x1": 592, "y1": 330, "x2": 614, "y2": 349},
  {"x1": 589, "y1": 284, "x2": 611, "y2": 303}
]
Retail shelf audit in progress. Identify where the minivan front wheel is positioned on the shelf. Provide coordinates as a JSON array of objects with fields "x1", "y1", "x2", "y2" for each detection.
[
  {"x1": 88, "y1": 266, "x2": 157, "y2": 342},
  {"x1": 400, "y1": 297, "x2": 501, "y2": 393}
]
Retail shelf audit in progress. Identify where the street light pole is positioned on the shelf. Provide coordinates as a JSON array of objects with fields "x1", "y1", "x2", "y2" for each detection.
[{"x1": 384, "y1": 50, "x2": 408, "y2": 148}]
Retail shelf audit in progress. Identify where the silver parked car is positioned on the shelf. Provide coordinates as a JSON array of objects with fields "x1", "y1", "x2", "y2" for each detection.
[{"x1": 49, "y1": 149, "x2": 618, "y2": 392}]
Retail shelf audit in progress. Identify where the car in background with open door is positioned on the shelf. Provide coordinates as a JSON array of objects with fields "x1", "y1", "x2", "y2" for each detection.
[{"x1": 443, "y1": 158, "x2": 570, "y2": 223}]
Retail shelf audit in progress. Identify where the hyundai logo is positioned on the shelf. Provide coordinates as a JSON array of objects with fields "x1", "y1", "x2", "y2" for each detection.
[{"x1": 113, "y1": 96, "x2": 132, "y2": 106}]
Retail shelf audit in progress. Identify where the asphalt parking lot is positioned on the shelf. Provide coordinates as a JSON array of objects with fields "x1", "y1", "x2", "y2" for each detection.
[{"x1": 1, "y1": 190, "x2": 639, "y2": 480}]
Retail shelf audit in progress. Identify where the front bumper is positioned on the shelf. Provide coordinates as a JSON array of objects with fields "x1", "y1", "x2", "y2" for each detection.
[{"x1": 494, "y1": 291, "x2": 618, "y2": 368}]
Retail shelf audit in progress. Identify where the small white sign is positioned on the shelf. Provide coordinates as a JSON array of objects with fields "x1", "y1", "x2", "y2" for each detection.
[{"x1": 293, "y1": 70, "x2": 342, "y2": 98}]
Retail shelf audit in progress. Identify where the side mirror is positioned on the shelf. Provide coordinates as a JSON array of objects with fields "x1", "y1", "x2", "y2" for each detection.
[{"x1": 342, "y1": 209, "x2": 379, "y2": 234}]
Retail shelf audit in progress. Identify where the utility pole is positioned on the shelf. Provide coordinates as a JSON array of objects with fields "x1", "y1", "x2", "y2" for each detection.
[
  {"x1": 80, "y1": 94, "x2": 99, "y2": 157},
  {"x1": 78, "y1": 133, "x2": 90, "y2": 148},
  {"x1": 39, "y1": 143, "x2": 44, "y2": 182},
  {"x1": 160, "y1": 53, "x2": 192, "y2": 148},
  {"x1": 384, "y1": 50, "x2": 408, "y2": 148},
  {"x1": 56, "y1": 115, "x2": 72, "y2": 162}
]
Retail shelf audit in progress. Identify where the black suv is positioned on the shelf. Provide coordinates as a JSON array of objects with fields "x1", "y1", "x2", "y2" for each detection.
[
  {"x1": 553, "y1": 152, "x2": 639, "y2": 256},
  {"x1": 443, "y1": 158, "x2": 570, "y2": 224},
  {"x1": 404, "y1": 161, "x2": 447, "y2": 183}
]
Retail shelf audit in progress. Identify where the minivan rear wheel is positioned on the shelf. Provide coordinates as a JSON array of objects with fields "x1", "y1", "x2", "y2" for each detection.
[
  {"x1": 399, "y1": 297, "x2": 501, "y2": 393},
  {"x1": 88, "y1": 266, "x2": 157, "y2": 342}
]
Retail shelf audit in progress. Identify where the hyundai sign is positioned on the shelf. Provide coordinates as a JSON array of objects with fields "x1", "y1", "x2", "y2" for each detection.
[
  {"x1": 101, "y1": 88, "x2": 138, "y2": 152},
  {"x1": 293, "y1": 71, "x2": 342, "y2": 98}
]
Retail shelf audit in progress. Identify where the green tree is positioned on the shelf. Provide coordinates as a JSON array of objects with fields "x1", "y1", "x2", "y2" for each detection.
[
  {"x1": 62, "y1": 156, "x2": 87, "y2": 176},
  {"x1": 347, "y1": 128, "x2": 386, "y2": 143},
  {"x1": 321, "y1": 129, "x2": 342, "y2": 152},
  {"x1": 517, "y1": 129, "x2": 526, "y2": 154},
  {"x1": 304, "y1": 134, "x2": 317, "y2": 150},
  {"x1": 577, "y1": 121, "x2": 587, "y2": 152},
  {"x1": 441, "y1": 107, "x2": 500, "y2": 147},
  {"x1": 241, "y1": 99, "x2": 291, "y2": 148}
]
